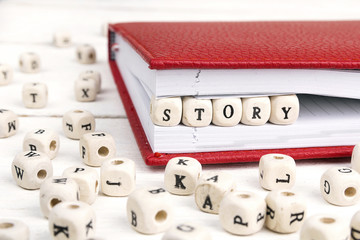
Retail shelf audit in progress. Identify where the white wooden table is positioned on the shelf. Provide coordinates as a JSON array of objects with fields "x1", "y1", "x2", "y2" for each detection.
[{"x1": 1, "y1": 0, "x2": 360, "y2": 239}]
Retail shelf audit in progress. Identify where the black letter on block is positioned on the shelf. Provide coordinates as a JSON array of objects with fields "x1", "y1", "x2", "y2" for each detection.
[
  {"x1": 106, "y1": 180, "x2": 121, "y2": 186},
  {"x1": 174, "y1": 174, "x2": 186, "y2": 189},
  {"x1": 66, "y1": 123, "x2": 73, "y2": 132},
  {"x1": 35, "y1": 129, "x2": 45, "y2": 134},
  {"x1": 177, "y1": 159, "x2": 189, "y2": 166},
  {"x1": 24, "y1": 151, "x2": 40, "y2": 158},
  {"x1": 177, "y1": 224, "x2": 195, "y2": 232},
  {"x1": 206, "y1": 175, "x2": 218, "y2": 183},
  {"x1": 290, "y1": 211, "x2": 305, "y2": 225},
  {"x1": 81, "y1": 146, "x2": 86, "y2": 159},
  {"x1": 351, "y1": 227, "x2": 360, "y2": 240},
  {"x1": 86, "y1": 220, "x2": 93, "y2": 236},
  {"x1": 30, "y1": 93, "x2": 38, "y2": 103},
  {"x1": 131, "y1": 211, "x2": 137, "y2": 227},
  {"x1": 53, "y1": 224, "x2": 69, "y2": 238},
  {"x1": 92, "y1": 133, "x2": 105, "y2": 137},
  {"x1": 338, "y1": 168, "x2": 352, "y2": 173},
  {"x1": 234, "y1": 215, "x2": 248, "y2": 227},
  {"x1": 281, "y1": 107, "x2": 292, "y2": 119},
  {"x1": 276, "y1": 174, "x2": 290, "y2": 183},
  {"x1": 223, "y1": 105, "x2": 234, "y2": 119},
  {"x1": 53, "y1": 178, "x2": 67, "y2": 184},
  {"x1": 82, "y1": 89, "x2": 89, "y2": 98},
  {"x1": 74, "y1": 168, "x2": 85, "y2": 173},
  {"x1": 202, "y1": 195, "x2": 213, "y2": 210},
  {"x1": 162, "y1": 109, "x2": 171, "y2": 121},
  {"x1": 81, "y1": 123, "x2": 92, "y2": 131},
  {"x1": 257, "y1": 213, "x2": 265, "y2": 222},
  {"x1": 29, "y1": 144, "x2": 37, "y2": 151},
  {"x1": 148, "y1": 188, "x2": 165, "y2": 194},
  {"x1": 324, "y1": 180, "x2": 330, "y2": 194},
  {"x1": 266, "y1": 206, "x2": 275, "y2": 219},
  {"x1": 14, "y1": 165, "x2": 24, "y2": 180},
  {"x1": 194, "y1": 108, "x2": 205, "y2": 120},
  {"x1": 8, "y1": 121, "x2": 16, "y2": 133},
  {"x1": 252, "y1": 107, "x2": 261, "y2": 119}
]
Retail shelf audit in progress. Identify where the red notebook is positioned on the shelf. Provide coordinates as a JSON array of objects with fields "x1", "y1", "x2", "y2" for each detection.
[{"x1": 108, "y1": 21, "x2": 360, "y2": 166}]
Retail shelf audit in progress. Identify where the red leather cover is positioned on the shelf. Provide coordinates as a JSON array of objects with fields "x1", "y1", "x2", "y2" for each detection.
[
  {"x1": 108, "y1": 21, "x2": 357, "y2": 166},
  {"x1": 110, "y1": 21, "x2": 360, "y2": 70}
]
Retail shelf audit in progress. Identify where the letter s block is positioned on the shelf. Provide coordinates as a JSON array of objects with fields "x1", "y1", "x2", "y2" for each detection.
[
  {"x1": 126, "y1": 187, "x2": 173, "y2": 234},
  {"x1": 150, "y1": 97, "x2": 182, "y2": 126}
]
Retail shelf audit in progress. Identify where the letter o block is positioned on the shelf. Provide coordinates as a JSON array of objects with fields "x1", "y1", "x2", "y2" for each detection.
[
  {"x1": 212, "y1": 98, "x2": 242, "y2": 127},
  {"x1": 162, "y1": 223, "x2": 211, "y2": 240},
  {"x1": 11, "y1": 151, "x2": 53, "y2": 190},
  {"x1": 219, "y1": 191, "x2": 266, "y2": 235},
  {"x1": 164, "y1": 156, "x2": 202, "y2": 195},
  {"x1": 300, "y1": 214, "x2": 349, "y2": 240},
  {"x1": 48, "y1": 201, "x2": 96, "y2": 240},
  {"x1": 79, "y1": 132, "x2": 116, "y2": 167},
  {"x1": 0, "y1": 219, "x2": 29, "y2": 240},
  {"x1": 126, "y1": 187, "x2": 173, "y2": 234},
  {"x1": 195, "y1": 171, "x2": 236, "y2": 214},
  {"x1": 62, "y1": 110, "x2": 95, "y2": 140},
  {"x1": 259, "y1": 153, "x2": 296, "y2": 191},
  {"x1": 320, "y1": 166, "x2": 360, "y2": 206},
  {"x1": 150, "y1": 97, "x2": 182, "y2": 126},
  {"x1": 265, "y1": 190, "x2": 306, "y2": 233},
  {"x1": 0, "y1": 109, "x2": 18, "y2": 138},
  {"x1": 241, "y1": 96, "x2": 270, "y2": 126},
  {"x1": 182, "y1": 97, "x2": 212, "y2": 127},
  {"x1": 269, "y1": 95, "x2": 299, "y2": 125}
]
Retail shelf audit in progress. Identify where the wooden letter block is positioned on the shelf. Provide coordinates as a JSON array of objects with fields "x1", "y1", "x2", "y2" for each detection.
[
  {"x1": 219, "y1": 191, "x2": 266, "y2": 235},
  {"x1": 76, "y1": 44, "x2": 96, "y2": 64},
  {"x1": 11, "y1": 151, "x2": 53, "y2": 190},
  {"x1": 212, "y1": 98, "x2": 242, "y2": 126},
  {"x1": 0, "y1": 219, "x2": 29, "y2": 240},
  {"x1": 351, "y1": 210, "x2": 360, "y2": 240},
  {"x1": 22, "y1": 82, "x2": 48, "y2": 108},
  {"x1": 79, "y1": 132, "x2": 116, "y2": 167},
  {"x1": 269, "y1": 94, "x2": 299, "y2": 125},
  {"x1": 53, "y1": 31, "x2": 71, "y2": 47},
  {"x1": 320, "y1": 166, "x2": 360, "y2": 206},
  {"x1": 164, "y1": 156, "x2": 202, "y2": 195},
  {"x1": 79, "y1": 71, "x2": 101, "y2": 93},
  {"x1": 19, "y1": 52, "x2": 40, "y2": 73},
  {"x1": 127, "y1": 187, "x2": 173, "y2": 234},
  {"x1": 63, "y1": 166, "x2": 99, "y2": 205},
  {"x1": 62, "y1": 110, "x2": 95, "y2": 140},
  {"x1": 150, "y1": 97, "x2": 182, "y2": 126},
  {"x1": 241, "y1": 96, "x2": 270, "y2": 125},
  {"x1": 74, "y1": 78, "x2": 97, "y2": 102},
  {"x1": 0, "y1": 64, "x2": 13, "y2": 86},
  {"x1": 265, "y1": 190, "x2": 306, "y2": 233},
  {"x1": 259, "y1": 153, "x2": 296, "y2": 191},
  {"x1": 101, "y1": 158, "x2": 136, "y2": 197},
  {"x1": 162, "y1": 223, "x2": 211, "y2": 240},
  {"x1": 40, "y1": 177, "x2": 80, "y2": 218},
  {"x1": 0, "y1": 109, "x2": 18, "y2": 138},
  {"x1": 49, "y1": 201, "x2": 96, "y2": 240},
  {"x1": 182, "y1": 97, "x2": 212, "y2": 127},
  {"x1": 23, "y1": 128, "x2": 60, "y2": 159},
  {"x1": 351, "y1": 143, "x2": 360, "y2": 173},
  {"x1": 195, "y1": 171, "x2": 236, "y2": 214},
  {"x1": 300, "y1": 214, "x2": 349, "y2": 240}
]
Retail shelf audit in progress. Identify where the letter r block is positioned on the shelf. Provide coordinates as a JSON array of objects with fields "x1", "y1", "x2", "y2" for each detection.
[
  {"x1": 241, "y1": 96, "x2": 270, "y2": 126},
  {"x1": 150, "y1": 97, "x2": 182, "y2": 126}
]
